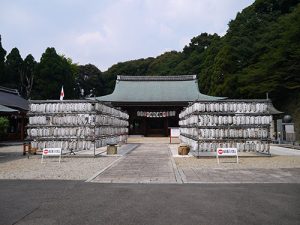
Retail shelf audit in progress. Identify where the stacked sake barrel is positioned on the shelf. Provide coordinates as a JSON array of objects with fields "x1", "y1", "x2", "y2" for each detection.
[
  {"x1": 179, "y1": 100, "x2": 272, "y2": 156},
  {"x1": 27, "y1": 100, "x2": 129, "y2": 154}
]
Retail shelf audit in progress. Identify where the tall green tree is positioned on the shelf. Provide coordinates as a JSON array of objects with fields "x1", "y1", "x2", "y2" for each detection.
[
  {"x1": 31, "y1": 47, "x2": 76, "y2": 99},
  {"x1": 19, "y1": 54, "x2": 37, "y2": 99},
  {"x1": 0, "y1": 35, "x2": 6, "y2": 84},
  {"x1": 146, "y1": 51, "x2": 182, "y2": 75},
  {"x1": 76, "y1": 64, "x2": 104, "y2": 98},
  {"x1": 103, "y1": 57, "x2": 155, "y2": 94},
  {"x1": 4, "y1": 47, "x2": 23, "y2": 89},
  {"x1": 198, "y1": 0, "x2": 300, "y2": 100}
]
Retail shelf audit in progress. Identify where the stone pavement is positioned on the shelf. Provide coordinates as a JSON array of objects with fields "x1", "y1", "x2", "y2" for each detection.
[
  {"x1": 270, "y1": 145, "x2": 300, "y2": 156},
  {"x1": 178, "y1": 167, "x2": 300, "y2": 183},
  {"x1": 92, "y1": 143, "x2": 178, "y2": 183},
  {"x1": 89, "y1": 139, "x2": 300, "y2": 183}
]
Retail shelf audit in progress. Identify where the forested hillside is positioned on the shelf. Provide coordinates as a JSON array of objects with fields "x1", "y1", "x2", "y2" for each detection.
[
  {"x1": 102, "y1": 0, "x2": 300, "y2": 138},
  {"x1": 0, "y1": 0, "x2": 299, "y2": 139},
  {"x1": 103, "y1": 0, "x2": 299, "y2": 102}
]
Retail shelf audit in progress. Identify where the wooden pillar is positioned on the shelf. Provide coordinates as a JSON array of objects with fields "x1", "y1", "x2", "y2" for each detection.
[
  {"x1": 144, "y1": 117, "x2": 147, "y2": 136},
  {"x1": 164, "y1": 118, "x2": 168, "y2": 137}
]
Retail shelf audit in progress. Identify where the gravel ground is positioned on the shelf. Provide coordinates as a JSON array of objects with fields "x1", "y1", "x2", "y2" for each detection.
[
  {"x1": 0, "y1": 145, "x2": 118, "y2": 180},
  {"x1": 1, "y1": 143, "x2": 300, "y2": 181},
  {"x1": 169, "y1": 143, "x2": 300, "y2": 169},
  {"x1": 175, "y1": 155, "x2": 300, "y2": 169}
]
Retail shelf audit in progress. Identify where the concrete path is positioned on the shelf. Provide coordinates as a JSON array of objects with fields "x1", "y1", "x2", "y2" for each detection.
[
  {"x1": 1, "y1": 180, "x2": 299, "y2": 225},
  {"x1": 270, "y1": 145, "x2": 300, "y2": 156},
  {"x1": 92, "y1": 143, "x2": 179, "y2": 183}
]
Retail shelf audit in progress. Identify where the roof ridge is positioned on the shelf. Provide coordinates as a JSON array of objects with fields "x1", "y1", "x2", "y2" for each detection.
[
  {"x1": 0, "y1": 86, "x2": 20, "y2": 95},
  {"x1": 117, "y1": 75, "x2": 197, "y2": 81}
]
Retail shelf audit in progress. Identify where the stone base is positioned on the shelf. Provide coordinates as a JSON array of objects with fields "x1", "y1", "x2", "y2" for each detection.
[
  {"x1": 178, "y1": 146, "x2": 190, "y2": 155},
  {"x1": 107, "y1": 145, "x2": 118, "y2": 155}
]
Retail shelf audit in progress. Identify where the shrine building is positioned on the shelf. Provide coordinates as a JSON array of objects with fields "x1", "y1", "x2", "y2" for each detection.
[{"x1": 96, "y1": 75, "x2": 224, "y2": 136}]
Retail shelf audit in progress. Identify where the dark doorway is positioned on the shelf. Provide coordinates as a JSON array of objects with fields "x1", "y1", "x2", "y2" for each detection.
[
  {"x1": 146, "y1": 118, "x2": 165, "y2": 136},
  {"x1": 130, "y1": 118, "x2": 144, "y2": 135},
  {"x1": 116, "y1": 104, "x2": 185, "y2": 137}
]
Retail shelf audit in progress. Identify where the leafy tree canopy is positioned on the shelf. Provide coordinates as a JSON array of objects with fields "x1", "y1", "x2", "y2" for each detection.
[
  {"x1": 31, "y1": 47, "x2": 76, "y2": 100},
  {"x1": 0, "y1": 35, "x2": 6, "y2": 82},
  {"x1": 76, "y1": 64, "x2": 104, "y2": 98},
  {"x1": 20, "y1": 54, "x2": 37, "y2": 98},
  {"x1": 4, "y1": 47, "x2": 23, "y2": 89}
]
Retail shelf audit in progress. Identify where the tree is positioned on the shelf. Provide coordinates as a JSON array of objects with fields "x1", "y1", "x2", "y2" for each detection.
[
  {"x1": 19, "y1": 54, "x2": 37, "y2": 99},
  {"x1": 4, "y1": 47, "x2": 23, "y2": 89},
  {"x1": 103, "y1": 57, "x2": 155, "y2": 94},
  {"x1": 31, "y1": 47, "x2": 76, "y2": 99},
  {"x1": 76, "y1": 64, "x2": 104, "y2": 98},
  {"x1": 0, "y1": 117, "x2": 9, "y2": 137},
  {"x1": 0, "y1": 35, "x2": 6, "y2": 84},
  {"x1": 146, "y1": 51, "x2": 182, "y2": 75}
]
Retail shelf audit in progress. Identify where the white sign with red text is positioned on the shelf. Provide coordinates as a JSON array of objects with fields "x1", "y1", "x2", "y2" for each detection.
[
  {"x1": 169, "y1": 127, "x2": 180, "y2": 143},
  {"x1": 42, "y1": 148, "x2": 62, "y2": 163},
  {"x1": 216, "y1": 148, "x2": 238, "y2": 164}
]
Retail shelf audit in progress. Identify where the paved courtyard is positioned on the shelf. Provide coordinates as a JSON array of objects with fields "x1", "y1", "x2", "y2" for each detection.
[
  {"x1": 0, "y1": 138, "x2": 300, "y2": 183},
  {"x1": 90, "y1": 139, "x2": 300, "y2": 183},
  {"x1": 92, "y1": 143, "x2": 178, "y2": 183}
]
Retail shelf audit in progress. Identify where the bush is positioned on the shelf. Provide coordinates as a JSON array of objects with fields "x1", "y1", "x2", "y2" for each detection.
[{"x1": 0, "y1": 117, "x2": 9, "y2": 136}]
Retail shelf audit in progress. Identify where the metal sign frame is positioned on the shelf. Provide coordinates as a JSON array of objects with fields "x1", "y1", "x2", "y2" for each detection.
[
  {"x1": 216, "y1": 147, "x2": 239, "y2": 164},
  {"x1": 41, "y1": 148, "x2": 62, "y2": 163}
]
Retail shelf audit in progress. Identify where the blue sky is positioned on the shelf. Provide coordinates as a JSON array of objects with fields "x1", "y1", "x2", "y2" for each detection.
[{"x1": 0, "y1": 0, "x2": 254, "y2": 71}]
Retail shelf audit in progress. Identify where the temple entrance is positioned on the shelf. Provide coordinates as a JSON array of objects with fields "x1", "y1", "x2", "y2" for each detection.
[
  {"x1": 146, "y1": 118, "x2": 165, "y2": 137},
  {"x1": 126, "y1": 106, "x2": 183, "y2": 137}
]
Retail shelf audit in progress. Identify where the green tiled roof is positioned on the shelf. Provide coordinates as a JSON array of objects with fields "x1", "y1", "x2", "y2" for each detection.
[{"x1": 97, "y1": 75, "x2": 225, "y2": 102}]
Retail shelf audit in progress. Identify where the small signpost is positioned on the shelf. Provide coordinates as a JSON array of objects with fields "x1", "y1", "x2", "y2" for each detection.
[
  {"x1": 216, "y1": 148, "x2": 238, "y2": 164},
  {"x1": 41, "y1": 148, "x2": 62, "y2": 163}
]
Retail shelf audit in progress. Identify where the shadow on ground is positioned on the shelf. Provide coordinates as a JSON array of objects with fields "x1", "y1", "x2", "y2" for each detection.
[{"x1": 0, "y1": 180, "x2": 299, "y2": 225}]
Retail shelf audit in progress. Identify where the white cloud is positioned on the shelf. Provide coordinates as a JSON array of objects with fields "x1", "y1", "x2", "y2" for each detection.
[
  {"x1": 76, "y1": 32, "x2": 105, "y2": 45},
  {"x1": 0, "y1": 2, "x2": 35, "y2": 28},
  {"x1": 0, "y1": 0, "x2": 255, "y2": 71},
  {"x1": 158, "y1": 24, "x2": 174, "y2": 38}
]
